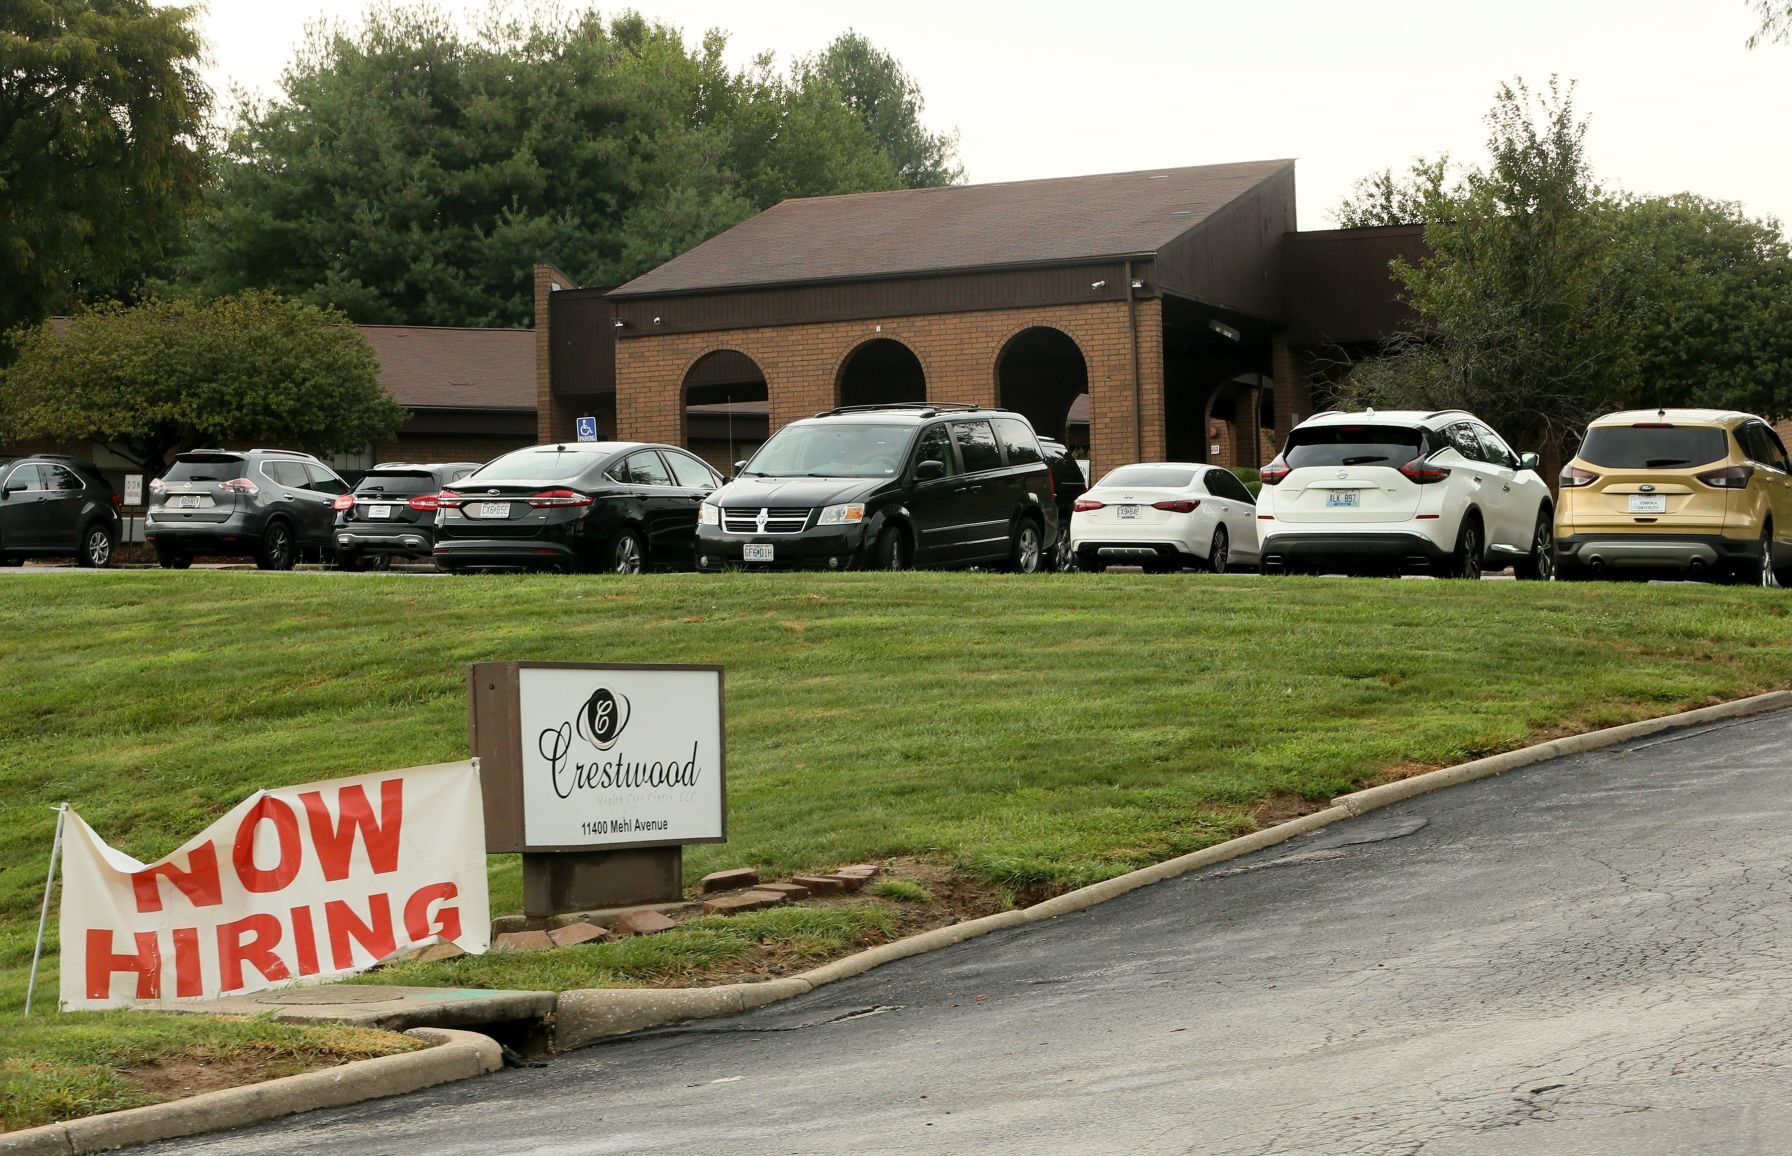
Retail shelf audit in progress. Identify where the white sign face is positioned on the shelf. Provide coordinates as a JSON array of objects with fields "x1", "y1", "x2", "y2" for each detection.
[
  {"x1": 516, "y1": 666, "x2": 723, "y2": 847},
  {"x1": 124, "y1": 475, "x2": 143, "y2": 505}
]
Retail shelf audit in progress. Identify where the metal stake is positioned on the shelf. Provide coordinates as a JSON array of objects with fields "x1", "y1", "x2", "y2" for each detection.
[{"x1": 25, "y1": 804, "x2": 69, "y2": 1016}]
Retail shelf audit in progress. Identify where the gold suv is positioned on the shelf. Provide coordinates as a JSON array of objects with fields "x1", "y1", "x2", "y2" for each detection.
[{"x1": 1555, "y1": 409, "x2": 1792, "y2": 585}]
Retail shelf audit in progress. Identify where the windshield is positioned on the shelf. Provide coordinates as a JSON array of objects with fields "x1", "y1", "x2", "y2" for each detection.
[
  {"x1": 1578, "y1": 426, "x2": 1728, "y2": 469},
  {"x1": 467, "y1": 449, "x2": 599, "y2": 483},
  {"x1": 742, "y1": 423, "x2": 911, "y2": 478},
  {"x1": 1099, "y1": 467, "x2": 1196, "y2": 490},
  {"x1": 1285, "y1": 425, "x2": 1423, "y2": 468}
]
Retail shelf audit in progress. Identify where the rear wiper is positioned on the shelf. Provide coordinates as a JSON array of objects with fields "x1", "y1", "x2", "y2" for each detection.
[
  {"x1": 1644, "y1": 458, "x2": 1690, "y2": 467},
  {"x1": 1341, "y1": 455, "x2": 1388, "y2": 465}
]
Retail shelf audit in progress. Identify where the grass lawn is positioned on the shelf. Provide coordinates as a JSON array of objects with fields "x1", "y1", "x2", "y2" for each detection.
[{"x1": 1, "y1": 568, "x2": 1789, "y2": 1125}]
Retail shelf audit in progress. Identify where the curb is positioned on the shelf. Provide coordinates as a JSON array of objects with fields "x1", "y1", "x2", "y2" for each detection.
[
  {"x1": 554, "y1": 687, "x2": 1792, "y2": 1051},
  {"x1": 0, "y1": 1028, "x2": 502, "y2": 1155}
]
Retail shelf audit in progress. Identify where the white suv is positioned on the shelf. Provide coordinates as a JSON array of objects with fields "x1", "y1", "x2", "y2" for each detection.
[{"x1": 1255, "y1": 410, "x2": 1555, "y2": 578}]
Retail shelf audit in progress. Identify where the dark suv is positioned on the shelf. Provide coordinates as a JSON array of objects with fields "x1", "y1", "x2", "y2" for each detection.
[
  {"x1": 695, "y1": 403, "x2": 1062, "y2": 572},
  {"x1": 332, "y1": 461, "x2": 481, "y2": 569},
  {"x1": 146, "y1": 449, "x2": 350, "y2": 570},
  {"x1": 1039, "y1": 437, "x2": 1089, "y2": 570},
  {"x1": 0, "y1": 455, "x2": 123, "y2": 568}
]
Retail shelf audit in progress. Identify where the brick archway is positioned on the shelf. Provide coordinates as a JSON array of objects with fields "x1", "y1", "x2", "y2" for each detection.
[
  {"x1": 995, "y1": 325, "x2": 1090, "y2": 445},
  {"x1": 835, "y1": 337, "x2": 927, "y2": 409},
  {"x1": 681, "y1": 348, "x2": 769, "y2": 472}
]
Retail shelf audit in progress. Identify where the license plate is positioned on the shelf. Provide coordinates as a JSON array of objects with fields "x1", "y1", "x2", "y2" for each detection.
[
  {"x1": 170, "y1": 494, "x2": 207, "y2": 509},
  {"x1": 1627, "y1": 494, "x2": 1667, "y2": 514},
  {"x1": 474, "y1": 502, "x2": 511, "y2": 519},
  {"x1": 1116, "y1": 505, "x2": 1139, "y2": 520},
  {"x1": 367, "y1": 504, "x2": 393, "y2": 519},
  {"x1": 743, "y1": 543, "x2": 774, "y2": 562},
  {"x1": 1326, "y1": 491, "x2": 1361, "y2": 509}
]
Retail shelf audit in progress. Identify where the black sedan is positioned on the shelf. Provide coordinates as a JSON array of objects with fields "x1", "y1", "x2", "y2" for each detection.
[{"x1": 433, "y1": 442, "x2": 722, "y2": 573}]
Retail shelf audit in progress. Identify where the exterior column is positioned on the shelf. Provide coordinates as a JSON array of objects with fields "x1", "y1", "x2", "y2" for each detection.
[
  {"x1": 533, "y1": 263, "x2": 580, "y2": 443},
  {"x1": 1270, "y1": 333, "x2": 1314, "y2": 452}
]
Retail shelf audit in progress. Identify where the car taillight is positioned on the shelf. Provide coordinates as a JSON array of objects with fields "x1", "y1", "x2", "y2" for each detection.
[
  {"x1": 437, "y1": 490, "x2": 464, "y2": 509},
  {"x1": 1073, "y1": 498, "x2": 1105, "y2": 512},
  {"x1": 1696, "y1": 464, "x2": 1754, "y2": 489},
  {"x1": 1399, "y1": 456, "x2": 1451, "y2": 484},
  {"x1": 1259, "y1": 456, "x2": 1291, "y2": 485},
  {"x1": 529, "y1": 488, "x2": 594, "y2": 508},
  {"x1": 1559, "y1": 465, "x2": 1600, "y2": 488},
  {"x1": 409, "y1": 492, "x2": 441, "y2": 511},
  {"x1": 219, "y1": 477, "x2": 258, "y2": 494},
  {"x1": 332, "y1": 493, "x2": 355, "y2": 511},
  {"x1": 110, "y1": 493, "x2": 122, "y2": 509},
  {"x1": 1152, "y1": 499, "x2": 1201, "y2": 513}
]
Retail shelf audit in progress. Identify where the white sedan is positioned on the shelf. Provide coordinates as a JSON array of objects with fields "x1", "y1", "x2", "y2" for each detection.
[{"x1": 1070, "y1": 463, "x2": 1260, "y2": 572}]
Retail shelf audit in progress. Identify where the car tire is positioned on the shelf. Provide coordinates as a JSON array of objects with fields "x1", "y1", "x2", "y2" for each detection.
[
  {"x1": 336, "y1": 551, "x2": 369, "y2": 572},
  {"x1": 1208, "y1": 527, "x2": 1229, "y2": 575},
  {"x1": 155, "y1": 545, "x2": 192, "y2": 569},
  {"x1": 1049, "y1": 531, "x2": 1073, "y2": 572},
  {"x1": 1758, "y1": 526, "x2": 1780, "y2": 589},
  {"x1": 77, "y1": 523, "x2": 117, "y2": 568},
  {"x1": 254, "y1": 521, "x2": 297, "y2": 571},
  {"x1": 1438, "y1": 515, "x2": 1483, "y2": 580},
  {"x1": 608, "y1": 529, "x2": 645, "y2": 575},
  {"x1": 874, "y1": 525, "x2": 911, "y2": 570},
  {"x1": 1514, "y1": 511, "x2": 1555, "y2": 580},
  {"x1": 1009, "y1": 518, "x2": 1043, "y2": 574},
  {"x1": 0, "y1": 553, "x2": 20, "y2": 567},
  {"x1": 1078, "y1": 550, "x2": 1107, "y2": 573}
]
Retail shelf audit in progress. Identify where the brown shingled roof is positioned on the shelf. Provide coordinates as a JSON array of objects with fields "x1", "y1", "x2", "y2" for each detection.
[
  {"x1": 612, "y1": 160, "x2": 1293, "y2": 298},
  {"x1": 357, "y1": 325, "x2": 534, "y2": 410}
]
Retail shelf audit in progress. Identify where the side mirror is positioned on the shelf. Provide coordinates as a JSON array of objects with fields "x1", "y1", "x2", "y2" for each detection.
[
  {"x1": 914, "y1": 460, "x2": 946, "y2": 482},
  {"x1": 733, "y1": 461, "x2": 748, "y2": 474},
  {"x1": 1518, "y1": 452, "x2": 1541, "y2": 471},
  {"x1": 1, "y1": 484, "x2": 22, "y2": 497}
]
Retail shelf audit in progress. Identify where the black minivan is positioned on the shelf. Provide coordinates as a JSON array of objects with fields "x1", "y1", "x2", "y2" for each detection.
[{"x1": 695, "y1": 403, "x2": 1062, "y2": 572}]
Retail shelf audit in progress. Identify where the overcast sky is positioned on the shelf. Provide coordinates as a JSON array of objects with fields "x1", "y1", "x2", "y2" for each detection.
[{"x1": 191, "y1": 0, "x2": 1792, "y2": 231}]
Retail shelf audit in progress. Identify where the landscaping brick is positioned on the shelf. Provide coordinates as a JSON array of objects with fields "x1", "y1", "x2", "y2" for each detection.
[
  {"x1": 829, "y1": 874, "x2": 867, "y2": 893},
  {"x1": 700, "y1": 867, "x2": 760, "y2": 893},
  {"x1": 701, "y1": 890, "x2": 788, "y2": 916},
  {"x1": 493, "y1": 930, "x2": 554, "y2": 953},
  {"x1": 615, "y1": 909, "x2": 679, "y2": 936},
  {"x1": 548, "y1": 922, "x2": 612, "y2": 948},
  {"x1": 413, "y1": 942, "x2": 466, "y2": 963},
  {"x1": 837, "y1": 864, "x2": 884, "y2": 877},
  {"x1": 756, "y1": 882, "x2": 811, "y2": 900},
  {"x1": 791, "y1": 875, "x2": 846, "y2": 895}
]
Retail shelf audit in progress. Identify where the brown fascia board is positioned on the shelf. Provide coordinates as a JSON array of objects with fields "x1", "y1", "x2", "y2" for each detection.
[{"x1": 604, "y1": 251, "x2": 1163, "y2": 302}]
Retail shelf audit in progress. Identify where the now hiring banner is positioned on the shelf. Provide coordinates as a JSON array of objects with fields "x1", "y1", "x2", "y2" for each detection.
[{"x1": 60, "y1": 762, "x2": 490, "y2": 1010}]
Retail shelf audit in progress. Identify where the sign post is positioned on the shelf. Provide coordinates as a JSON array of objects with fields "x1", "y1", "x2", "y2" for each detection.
[{"x1": 468, "y1": 662, "x2": 725, "y2": 920}]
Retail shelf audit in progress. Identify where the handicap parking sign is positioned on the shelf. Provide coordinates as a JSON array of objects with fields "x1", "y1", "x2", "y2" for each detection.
[{"x1": 575, "y1": 416, "x2": 599, "y2": 442}]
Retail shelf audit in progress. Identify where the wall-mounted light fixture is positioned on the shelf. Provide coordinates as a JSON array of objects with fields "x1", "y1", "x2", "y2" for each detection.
[
  {"x1": 611, "y1": 318, "x2": 626, "y2": 330},
  {"x1": 1090, "y1": 280, "x2": 1107, "y2": 291},
  {"x1": 1130, "y1": 278, "x2": 1145, "y2": 290},
  {"x1": 1209, "y1": 319, "x2": 1242, "y2": 342},
  {"x1": 652, "y1": 316, "x2": 662, "y2": 326}
]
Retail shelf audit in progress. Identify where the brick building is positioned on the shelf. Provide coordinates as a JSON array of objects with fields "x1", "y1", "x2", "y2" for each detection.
[{"x1": 534, "y1": 160, "x2": 1430, "y2": 481}]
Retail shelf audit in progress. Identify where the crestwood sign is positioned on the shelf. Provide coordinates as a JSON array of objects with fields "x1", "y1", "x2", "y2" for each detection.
[{"x1": 469, "y1": 662, "x2": 726, "y2": 853}]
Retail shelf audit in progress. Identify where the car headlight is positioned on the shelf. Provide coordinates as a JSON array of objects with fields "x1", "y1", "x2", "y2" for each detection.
[
  {"x1": 817, "y1": 503, "x2": 866, "y2": 526},
  {"x1": 697, "y1": 502, "x2": 719, "y2": 526}
]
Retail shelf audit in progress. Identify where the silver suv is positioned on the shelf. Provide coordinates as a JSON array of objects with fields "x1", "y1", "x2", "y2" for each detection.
[{"x1": 146, "y1": 449, "x2": 349, "y2": 570}]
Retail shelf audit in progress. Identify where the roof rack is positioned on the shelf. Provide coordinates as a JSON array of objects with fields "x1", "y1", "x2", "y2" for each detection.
[
  {"x1": 248, "y1": 448, "x2": 313, "y2": 458},
  {"x1": 812, "y1": 402, "x2": 981, "y2": 418}
]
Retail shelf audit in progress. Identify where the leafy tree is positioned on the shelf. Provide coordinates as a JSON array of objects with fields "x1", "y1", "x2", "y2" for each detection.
[
  {"x1": 1335, "y1": 79, "x2": 1792, "y2": 460},
  {"x1": 0, "y1": 0, "x2": 211, "y2": 332},
  {"x1": 180, "y1": 6, "x2": 947, "y2": 327},
  {"x1": 0, "y1": 292, "x2": 405, "y2": 471},
  {"x1": 1748, "y1": 1, "x2": 1791, "y2": 46},
  {"x1": 803, "y1": 32, "x2": 962, "y2": 189},
  {"x1": 1331, "y1": 158, "x2": 1454, "y2": 228}
]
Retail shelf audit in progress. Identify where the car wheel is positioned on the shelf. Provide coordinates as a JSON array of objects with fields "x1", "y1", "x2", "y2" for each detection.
[
  {"x1": 1759, "y1": 526, "x2": 1779, "y2": 589},
  {"x1": 1439, "y1": 516, "x2": 1482, "y2": 580},
  {"x1": 874, "y1": 525, "x2": 911, "y2": 570},
  {"x1": 254, "y1": 521, "x2": 297, "y2": 571},
  {"x1": 0, "y1": 554, "x2": 20, "y2": 567},
  {"x1": 75, "y1": 523, "x2": 117, "y2": 568},
  {"x1": 1208, "y1": 526, "x2": 1230, "y2": 575},
  {"x1": 1515, "y1": 512, "x2": 1555, "y2": 580},
  {"x1": 155, "y1": 545, "x2": 192, "y2": 569},
  {"x1": 1050, "y1": 532, "x2": 1073, "y2": 572},
  {"x1": 335, "y1": 551, "x2": 369, "y2": 572},
  {"x1": 1078, "y1": 550, "x2": 1106, "y2": 573},
  {"x1": 609, "y1": 530, "x2": 645, "y2": 575},
  {"x1": 1010, "y1": 519, "x2": 1043, "y2": 574}
]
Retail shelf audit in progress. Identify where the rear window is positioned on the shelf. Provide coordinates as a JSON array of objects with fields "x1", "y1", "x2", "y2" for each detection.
[
  {"x1": 1578, "y1": 426, "x2": 1728, "y2": 469},
  {"x1": 468, "y1": 449, "x2": 600, "y2": 483},
  {"x1": 355, "y1": 471, "x2": 437, "y2": 496},
  {"x1": 164, "y1": 456, "x2": 246, "y2": 483},
  {"x1": 1285, "y1": 425, "x2": 1423, "y2": 468},
  {"x1": 1100, "y1": 467, "x2": 1196, "y2": 489}
]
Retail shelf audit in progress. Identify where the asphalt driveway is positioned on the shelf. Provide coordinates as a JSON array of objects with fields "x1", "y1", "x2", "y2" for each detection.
[{"x1": 144, "y1": 709, "x2": 1792, "y2": 1155}]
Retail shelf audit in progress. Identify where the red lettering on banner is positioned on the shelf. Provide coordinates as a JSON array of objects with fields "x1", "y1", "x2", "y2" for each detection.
[
  {"x1": 216, "y1": 914, "x2": 291, "y2": 991},
  {"x1": 325, "y1": 894, "x2": 395, "y2": 969},
  {"x1": 290, "y1": 904, "x2": 321, "y2": 976},
  {"x1": 85, "y1": 929, "x2": 162, "y2": 999},
  {"x1": 300, "y1": 779, "x2": 404, "y2": 881},
  {"x1": 404, "y1": 882, "x2": 462, "y2": 942},
  {"x1": 231, "y1": 796, "x2": 302, "y2": 893},
  {"x1": 130, "y1": 842, "x2": 223, "y2": 914},
  {"x1": 171, "y1": 927, "x2": 203, "y2": 998}
]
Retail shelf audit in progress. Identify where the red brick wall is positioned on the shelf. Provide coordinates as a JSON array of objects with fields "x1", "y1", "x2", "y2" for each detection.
[
  {"x1": 613, "y1": 299, "x2": 1165, "y2": 481},
  {"x1": 534, "y1": 263, "x2": 580, "y2": 442}
]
